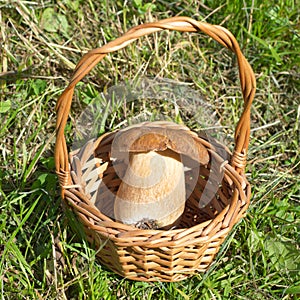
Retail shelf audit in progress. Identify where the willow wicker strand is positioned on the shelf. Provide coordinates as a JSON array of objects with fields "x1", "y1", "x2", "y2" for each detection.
[
  {"x1": 55, "y1": 16, "x2": 256, "y2": 282},
  {"x1": 55, "y1": 17, "x2": 256, "y2": 182}
]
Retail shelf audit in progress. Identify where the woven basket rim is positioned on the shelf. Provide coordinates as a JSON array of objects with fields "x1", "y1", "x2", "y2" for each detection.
[{"x1": 66, "y1": 130, "x2": 251, "y2": 240}]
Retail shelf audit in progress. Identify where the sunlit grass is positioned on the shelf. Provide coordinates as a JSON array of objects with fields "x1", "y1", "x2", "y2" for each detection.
[{"x1": 1, "y1": 0, "x2": 299, "y2": 299}]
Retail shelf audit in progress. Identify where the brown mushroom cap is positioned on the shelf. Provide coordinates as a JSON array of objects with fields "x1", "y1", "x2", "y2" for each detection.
[{"x1": 111, "y1": 121, "x2": 210, "y2": 165}]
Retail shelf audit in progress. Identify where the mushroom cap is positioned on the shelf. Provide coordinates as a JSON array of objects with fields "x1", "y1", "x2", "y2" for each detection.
[{"x1": 111, "y1": 121, "x2": 209, "y2": 165}]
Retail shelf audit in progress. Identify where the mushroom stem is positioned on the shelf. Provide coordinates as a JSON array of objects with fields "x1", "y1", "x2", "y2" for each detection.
[{"x1": 114, "y1": 149, "x2": 186, "y2": 229}]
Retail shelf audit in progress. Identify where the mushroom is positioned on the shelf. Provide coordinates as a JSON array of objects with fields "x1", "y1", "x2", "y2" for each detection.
[{"x1": 111, "y1": 121, "x2": 209, "y2": 229}]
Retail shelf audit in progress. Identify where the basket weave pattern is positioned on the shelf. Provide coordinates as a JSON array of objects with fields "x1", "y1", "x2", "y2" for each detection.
[{"x1": 55, "y1": 17, "x2": 256, "y2": 282}]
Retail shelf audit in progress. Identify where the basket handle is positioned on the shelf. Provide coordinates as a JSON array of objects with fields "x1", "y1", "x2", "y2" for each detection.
[{"x1": 55, "y1": 16, "x2": 256, "y2": 187}]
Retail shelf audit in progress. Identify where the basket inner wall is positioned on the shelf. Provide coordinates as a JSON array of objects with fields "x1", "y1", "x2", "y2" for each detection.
[{"x1": 69, "y1": 131, "x2": 237, "y2": 230}]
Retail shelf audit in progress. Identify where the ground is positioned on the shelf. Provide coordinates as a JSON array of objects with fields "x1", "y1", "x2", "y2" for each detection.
[{"x1": 0, "y1": 1, "x2": 299, "y2": 299}]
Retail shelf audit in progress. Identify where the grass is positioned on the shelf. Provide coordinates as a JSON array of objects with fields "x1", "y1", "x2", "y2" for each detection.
[{"x1": 1, "y1": 0, "x2": 299, "y2": 299}]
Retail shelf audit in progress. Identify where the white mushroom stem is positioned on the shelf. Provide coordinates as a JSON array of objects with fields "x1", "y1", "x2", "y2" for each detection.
[{"x1": 114, "y1": 149, "x2": 186, "y2": 228}]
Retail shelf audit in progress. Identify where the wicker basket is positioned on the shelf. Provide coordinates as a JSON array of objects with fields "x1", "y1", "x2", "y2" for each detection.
[{"x1": 55, "y1": 17, "x2": 256, "y2": 282}]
